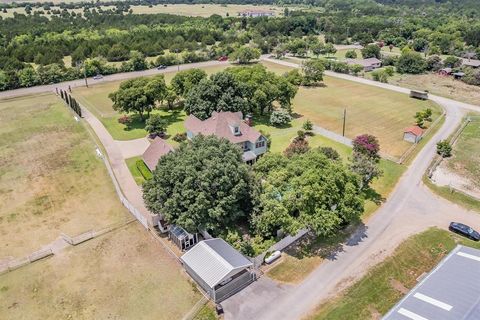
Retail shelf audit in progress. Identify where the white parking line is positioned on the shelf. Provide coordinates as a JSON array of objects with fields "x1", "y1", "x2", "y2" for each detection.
[
  {"x1": 413, "y1": 293, "x2": 453, "y2": 311},
  {"x1": 457, "y1": 251, "x2": 480, "y2": 262},
  {"x1": 398, "y1": 308, "x2": 429, "y2": 320}
]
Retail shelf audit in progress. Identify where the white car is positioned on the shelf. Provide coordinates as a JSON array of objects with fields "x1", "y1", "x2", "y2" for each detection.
[{"x1": 93, "y1": 74, "x2": 103, "y2": 80}]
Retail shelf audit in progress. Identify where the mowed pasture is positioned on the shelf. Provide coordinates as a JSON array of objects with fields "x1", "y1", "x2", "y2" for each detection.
[
  {"x1": 264, "y1": 62, "x2": 442, "y2": 159},
  {"x1": 0, "y1": 223, "x2": 203, "y2": 320},
  {"x1": 0, "y1": 94, "x2": 129, "y2": 258}
]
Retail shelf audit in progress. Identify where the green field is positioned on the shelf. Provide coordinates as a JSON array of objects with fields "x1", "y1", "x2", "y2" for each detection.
[
  {"x1": 308, "y1": 228, "x2": 480, "y2": 320},
  {"x1": 0, "y1": 223, "x2": 203, "y2": 320},
  {"x1": 0, "y1": 94, "x2": 129, "y2": 258}
]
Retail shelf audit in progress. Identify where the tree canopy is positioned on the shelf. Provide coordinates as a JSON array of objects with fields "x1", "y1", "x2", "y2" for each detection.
[{"x1": 143, "y1": 135, "x2": 252, "y2": 234}]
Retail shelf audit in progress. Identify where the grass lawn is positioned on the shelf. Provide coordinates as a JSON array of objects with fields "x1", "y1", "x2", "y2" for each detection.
[
  {"x1": 0, "y1": 94, "x2": 129, "y2": 258},
  {"x1": 445, "y1": 115, "x2": 480, "y2": 188},
  {"x1": 125, "y1": 156, "x2": 147, "y2": 186},
  {"x1": 423, "y1": 176, "x2": 480, "y2": 213},
  {"x1": 262, "y1": 61, "x2": 441, "y2": 159},
  {"x1": 72, "y1": 64, "x2": 230, "y2": 141},
  {"x1": 0, "y1": 223, "x2": 203, "y2": 319},
  {"x1": 307, "y1": 227, "x2": 480, "y2": 320}
]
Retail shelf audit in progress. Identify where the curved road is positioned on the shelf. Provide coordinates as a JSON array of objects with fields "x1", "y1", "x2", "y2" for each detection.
[{"x1": 221, "y1": 58, "x2": 480, "y2": 320}]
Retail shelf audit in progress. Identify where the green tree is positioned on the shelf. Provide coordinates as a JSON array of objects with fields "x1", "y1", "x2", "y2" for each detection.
[
  {"x1": 143, "y1": 135, "x2": 252, "y2": 234},
  {"x1": 185, "y1": 71, "x2": 247, "y2": 120},
  {"x1": 17, "y1": 67, "x2": 39, "y2": 87},
  {"x1": 252, "y1": 150, "x2": 364, "y2": 237},
  {"x1": 436, "y1": 140, "x2": 452, "y2": 158},
  {"x1": 345, "y1": 50, "x2": 358, "y2": 59},
  {"x1": 302, "y1": 119, "x2": 313, "y2": 131},
  {"x1": 145, "y1": 114, "x2": 166, "y2": 136},
  {"x1": 171, "y1": 68, "x2": 207, "y2": 97},
  {"x1": 270, "y1": 109, "x2": 291, "y2": 127},
  {"x1": 361, "y1": 44, "x2": 381, "y2": 59},
  {"x1": 229, "y1": 46, "x2": 261, "y2": 64},
  {"x1": 109, "y1": 75, "x2": 167, "y2": 120},
  {"x1": 350, "y1": 134, "x2": 382, "y2": 189},
  {"x1": 302, "y1": 59, "x2": 325, "y2": 86},
  {"x1": 349, "y1": 64, "x2": 364, "y2": 76},
  {"x1": 396, "y1": 51, "x2": 427, "y2": 74}
]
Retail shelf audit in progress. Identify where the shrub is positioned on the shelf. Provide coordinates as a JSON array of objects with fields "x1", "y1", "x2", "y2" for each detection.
[
  {"x1": 426, "y1": 55, "x2": 443, "y2": 71},
  {"x1": 302, "y1": 119, "x2": 313, "y2": 131},
  {"x1": 118, "y1": 115, "x2": 132, "y2": 125},
  {"x1": 145, "y1": 114, "x2": 166, "y2": 136},
  {"x1": 173, "y1": 132, "x2": 187, "y2": 142},
  {"x1": 436, "y1": 140, "x2": 452, "y2": 158},
  {"x1": 270, "y1": 109, "x2": 292, "y2": 127},
  {"x1": 396, "y1": 51, "x2": 427, "y2": 74},
  {"x1": 319, "y1": 146, "x2": 340, "y2": 161},
  {"x1": 353, "y1": 134, "x2": 380, "y2": 159},
  {"x1": 284, "y1": 137, "x2": 310, "y2": 157},
  {"x1": 345, "y1": 50, "x2": 357, "y2": 59},
  {"x1": 371, "y1": 69, "x2": 389, "y2": 83},
  {"x1": 297, "y1": 130, "x2": 306, "y2": 139},
  {"x1": 136, "y1": 159, "x2": 153, "y2": 180},
  {"x1": 384, "y1": 66, "x2": 395, "y2": 76}
]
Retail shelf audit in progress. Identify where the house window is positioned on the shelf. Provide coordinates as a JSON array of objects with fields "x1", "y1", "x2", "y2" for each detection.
[
  {"x1": 255, "y1": 141, "x2": 265, "y2": 148},
  {"x1": 234, "y1": 126, "x2": 240, "y2": 135}
]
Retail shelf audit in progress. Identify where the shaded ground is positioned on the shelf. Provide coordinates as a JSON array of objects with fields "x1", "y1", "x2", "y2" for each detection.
[
  {"x1": 0, "y1": 94, "x2": 129, "y2": 259},
  {"x1": 0, "y1": 223, "x2": 202, "y2": 320},
  {"x1": 307, "y1": 228, "x2": 480, "y2": 320}
]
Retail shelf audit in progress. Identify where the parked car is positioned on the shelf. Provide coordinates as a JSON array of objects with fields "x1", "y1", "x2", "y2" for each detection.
[
  {"x1": 218, "y1": 56, "x2": 228, "y2": 61},
  {"x1": 93, "y1": 74, "x2": 103, "y2": 80},
  {"x1": 449, "y1": 222, "x2": 480, "y2": 241},
  {"x1": 157, "y1": 65, "x2": 167, "y2": 70}
]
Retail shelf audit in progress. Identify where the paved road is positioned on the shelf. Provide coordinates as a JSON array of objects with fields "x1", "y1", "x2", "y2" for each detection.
[
  {"x1": 222, "y1": 58, "x2": 480, "y2": 320},
  {"x1": 0, "y1": 60, "x2": 231, "y2": 100}
]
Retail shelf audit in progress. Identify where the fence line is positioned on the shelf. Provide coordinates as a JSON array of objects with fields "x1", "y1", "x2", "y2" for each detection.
[
  {"x1": 182, "y1": 296, "x2": 209, "y2": 320},
  {"x1": 251, "y1": 228, "x2": 309, "y2": 269}
]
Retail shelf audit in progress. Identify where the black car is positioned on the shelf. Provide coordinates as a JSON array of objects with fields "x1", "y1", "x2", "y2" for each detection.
[
  {"x1": 449, "y1": 222, "x2": 480, "y2": 241},
  {"x1": 157, "y1": 65, "x2": 167, "y2": 70}
]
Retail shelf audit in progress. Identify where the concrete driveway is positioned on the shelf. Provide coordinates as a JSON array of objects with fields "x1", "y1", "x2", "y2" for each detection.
[{"x1": 115, "y1": 138, "x2": 150, "y2": 159}]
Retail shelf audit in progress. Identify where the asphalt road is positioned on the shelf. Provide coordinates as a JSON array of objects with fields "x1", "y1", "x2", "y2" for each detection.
[
  {"x1": 221, "y1": 58, "x2": 480, "y2": 320},
  {"x1": 0, "y1": 60, "x2": 231, "y2": 100}
]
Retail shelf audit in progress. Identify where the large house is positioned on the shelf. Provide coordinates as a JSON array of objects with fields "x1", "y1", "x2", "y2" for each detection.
[
  {"x1": 345, "y1": 58, "x2": 382, "y2": 72},
  {"x1": 185, "y1": 111, "x2": 268, "y2": 163},
  {"x1": 461, "y1": 58, "x2": 480, "y2": 68},
  {"x1": 142, "y1": 137, "x2": 174, "y2": 171}
]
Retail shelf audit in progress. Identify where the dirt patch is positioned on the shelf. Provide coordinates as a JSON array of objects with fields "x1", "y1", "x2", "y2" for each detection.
[
  {"x1": 389, "y1": 278, "x2": 409, "y2": 294},
  {"x1": 368, "y1": 305, "x2": 382, "y2": 320}
]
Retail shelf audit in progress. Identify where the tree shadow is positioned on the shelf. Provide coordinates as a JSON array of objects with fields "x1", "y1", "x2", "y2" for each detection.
[
  {"x1": 364, "y1": 187, "x2": 385, "y2": 205},
  {"x1": 124, "y1": 114, "x2": 146, "y2": 131},
  {"x1": 282, "y1": 222, "x2": 368, "y2": 262}
]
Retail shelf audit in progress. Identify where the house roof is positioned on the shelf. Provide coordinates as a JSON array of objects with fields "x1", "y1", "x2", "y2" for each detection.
[
  {"x1": 404, "y1": 126, "x2": 424, "y2": 137},
  {"x1": 439, "y1": 67, "x2": 452, "y2": 73},
  {"x1": 345, "y1": 58, "x2": 382, "y2": 67},
  {"x1": 384, "y1": 245, "x2": 480, "y2": 320},
  {"x1": 185, "y1": 111, "x2": 262, "y2": 144},
  {"x1": 462, "y1": 58, "x2": 480, "y2": 67},
  {"x1": 180, "y1": 238, "x2": 253, "y2": 288},
  {"x1": 142, "y1": 137, "x2": 173, "y2": 171}
]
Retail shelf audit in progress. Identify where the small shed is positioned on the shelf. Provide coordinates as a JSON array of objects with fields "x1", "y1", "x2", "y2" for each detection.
[
  {"x1": 453, "y1": 72, "x2": 465, "y2": 80},
  {"x1": 169, "y1": 225, "x2": 198, "y2": 251},
  {"x1": 410, "y1": 90, "x2": 428, "y2": 100},
  {"x1": 180, "y1": 238, "x2": 255, "y2": 302},
  {"x1": 403, "y1": 126, "x2": 424, "y2": 143}
]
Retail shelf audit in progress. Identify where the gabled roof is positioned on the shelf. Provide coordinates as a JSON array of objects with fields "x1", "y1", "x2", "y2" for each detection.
[
  {"x1": 345, "y1": 58, "x2": 382, "y2": 67},
  {"x1": 142, "y1": 137, "x2": 173, "y2": 171},
  {"x1": 404, "y1": 125, "x2": 424, "y2": 137},
  {"x1": 184, "y1": 111, "x2": 262, "y2": 144},
  {"x1": 462, "y1": 58, "x2": 480, "y2": 67},
  {"x1": 180, "y1": 238, "x2": 253, "y2": 288}
]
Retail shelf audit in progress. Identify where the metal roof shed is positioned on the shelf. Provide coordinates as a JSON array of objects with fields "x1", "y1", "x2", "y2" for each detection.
[
  {"x1": 180, "y1": 238, "x2": 255, "y2": 302},
  {"x1": 383, "y1": 245, "x2": 480, "y2": 320}
]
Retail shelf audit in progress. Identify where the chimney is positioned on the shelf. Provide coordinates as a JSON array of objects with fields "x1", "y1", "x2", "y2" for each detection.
[{"x1": 245, "y1": 114, "x2": 253, "y2": 126}]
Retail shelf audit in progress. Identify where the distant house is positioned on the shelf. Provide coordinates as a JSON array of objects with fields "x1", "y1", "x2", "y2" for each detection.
[
  {"x1": 142, "y1": 137, "x2": 174, "y2": 171},
  {"x1": 461, "y1": 58, "x2": 480, "y2": 68},
  {"x1": 403, "y1": 126, "x2": 424, "y2": 143},
  {"x1": 345, "y1": 58, "x2": 382, "y2": 71},
  {"x1": 180, "y1": 238, "x2": 255, "y2": 302},
  {"x1": 438, "y1": 67, "x2": 452, "y2": 76},
  {"x1": 184, "y1": 111, "x2": 268, "y2": 163},
  {"x1": 240, "y1": 9, "x2": 274, "y2": 17}
]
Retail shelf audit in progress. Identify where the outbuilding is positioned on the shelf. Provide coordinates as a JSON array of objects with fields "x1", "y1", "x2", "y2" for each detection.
[
  {"x1": 409, "y1": 90, "x2": 428, "y2": 100},
  {"x1": 403, "y1": 126, "x2": 424, "y2": 143},
  {"x1": 169, "y1": 225, "x2": 198, "y2": 251},
  {"x1": 180, "y1": 238, "x2": 255, "y2": 302}
]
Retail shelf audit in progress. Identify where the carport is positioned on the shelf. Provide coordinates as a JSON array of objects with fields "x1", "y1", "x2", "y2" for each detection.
[{"x1": 180, "y1": 238, "x2": 255, "y2": 302}]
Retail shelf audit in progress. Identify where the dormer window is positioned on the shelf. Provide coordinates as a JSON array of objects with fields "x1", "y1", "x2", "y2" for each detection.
[{"x1": 234, "y1": 126, "x2": 240, "y2": 135}]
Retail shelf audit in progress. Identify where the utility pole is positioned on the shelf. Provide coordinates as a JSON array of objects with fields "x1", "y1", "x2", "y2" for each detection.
[
  {"x1": 342, "y1": 108, "x2": 347, "y2": 137},
  {"x1": 84, "y1": 65, "x2": 88, "y2": 88}
]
